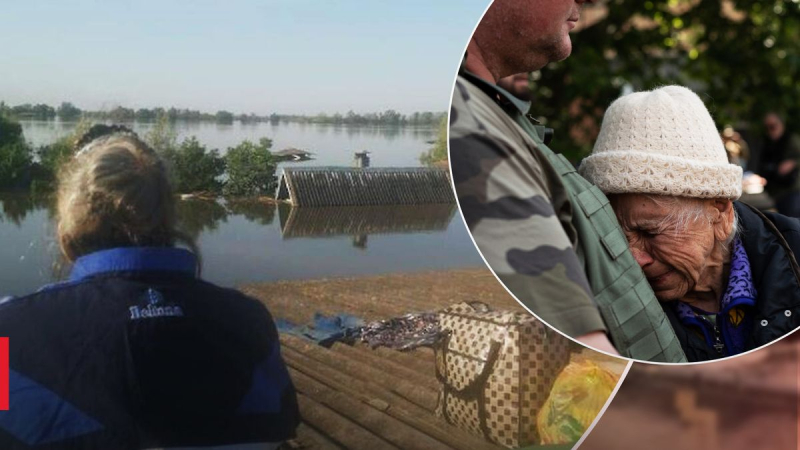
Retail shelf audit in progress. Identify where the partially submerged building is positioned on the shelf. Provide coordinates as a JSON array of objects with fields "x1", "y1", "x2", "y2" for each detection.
[
  {"x1": 273, "y1": 148, "x2": 314, "y2": 162},
  {"x1": 275, "y1": 167, "x2": 454, "y2": 207}
]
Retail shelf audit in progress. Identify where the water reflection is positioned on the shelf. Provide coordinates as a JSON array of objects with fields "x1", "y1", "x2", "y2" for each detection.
[
  {"x1": 0, "y1": 193, "x2": 54, "y2": 226},
  {"x1": 175, "y1": 198, "x2": 278, "y2": 240},
  {"x1": 279, "y1": 204, "x2": 456, "y2": 249},
  {"x1": 0, "y1": 194, "x2": 480, "y2": 296},
  {"x1": 225, "y1": 199, "x2": 276, "y2": 226},
  {"x1": 175, "y1": 199, "x2": 229, "y2": 241}
]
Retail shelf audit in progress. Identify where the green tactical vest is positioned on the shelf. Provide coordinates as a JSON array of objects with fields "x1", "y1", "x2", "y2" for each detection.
[{"x1": 513, "y1": 115, "x2": 686, "y2": 362}]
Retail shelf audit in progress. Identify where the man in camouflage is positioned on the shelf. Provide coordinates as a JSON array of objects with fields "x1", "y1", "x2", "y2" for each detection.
[{"x1": 450, "y1": 0, "x2": 686, "y2": 361}]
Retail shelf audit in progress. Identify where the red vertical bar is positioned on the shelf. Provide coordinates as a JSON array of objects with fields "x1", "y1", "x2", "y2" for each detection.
[{"x1": 0, "y1": 338, "x2": 8, "y2": 410}]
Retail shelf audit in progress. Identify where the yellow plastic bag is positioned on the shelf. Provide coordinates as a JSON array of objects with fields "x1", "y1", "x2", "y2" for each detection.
[{"x1": 536, "y1": 361, "x2": 619, "y2": 445}]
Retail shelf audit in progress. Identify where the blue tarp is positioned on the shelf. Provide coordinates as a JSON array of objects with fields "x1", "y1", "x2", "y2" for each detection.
[{"x1": 275, "y1": 313, "x2": 364, "y2": 347}]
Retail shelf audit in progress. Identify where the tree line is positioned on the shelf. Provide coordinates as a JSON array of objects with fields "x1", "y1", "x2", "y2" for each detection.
[
  {"x1": 532, "y1": 0, "x2": 800, "y2": 161},
  {"x1": 0, "y1": 114, "x2": 278, "y2": 197},
  {"x1": 0, "y1": 101, "x2": 444, "y2": 127},
  {"x1": 419, "y1": 116, "x2": 448, "y2": 165}
]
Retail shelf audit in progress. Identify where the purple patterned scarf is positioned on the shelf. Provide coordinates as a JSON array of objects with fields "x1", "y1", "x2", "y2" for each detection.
[{"x1": 675, "y1": 237, "x2": 756, "y2": 356}]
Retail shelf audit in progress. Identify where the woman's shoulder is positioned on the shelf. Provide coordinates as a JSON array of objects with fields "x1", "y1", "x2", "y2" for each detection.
[
  {"x1": 762, "y1": 210, "x2": 800, "y2": 236},
  {"x1": 1, "y1": 275, "x2": 273, "y2": 331},
  {"x1": 736, "y1": 201, "x2": 800, "y2": 254},
  {"x1": 189, "y1": 278, "x2": 270, "y2": 312},
  {"x1": 736, "y1": 201, "x2": 800, "y2": 233}
]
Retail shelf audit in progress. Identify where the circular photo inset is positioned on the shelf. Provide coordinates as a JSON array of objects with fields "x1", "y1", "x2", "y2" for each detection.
[{"x1": 449, "y1": 0, "x2": 800, "y2": 364}]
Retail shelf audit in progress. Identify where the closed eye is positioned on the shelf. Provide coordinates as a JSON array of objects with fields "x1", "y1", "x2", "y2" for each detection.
[{"x1": 636, "y1": 229, "x2": 658, "y2": 238}]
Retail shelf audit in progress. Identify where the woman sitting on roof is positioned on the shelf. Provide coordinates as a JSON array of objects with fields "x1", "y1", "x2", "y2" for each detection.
[{"x1": 0, "y1": 125, "x2": 299, "y2": 449}]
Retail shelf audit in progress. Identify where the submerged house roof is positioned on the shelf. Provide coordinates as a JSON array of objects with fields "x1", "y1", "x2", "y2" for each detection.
[
  {"x1": 276, "y1": 167, "x2": 454, "y2": 206},
  {"x1": 273, "y1": 148, "x2": 314, "y2": 162}
]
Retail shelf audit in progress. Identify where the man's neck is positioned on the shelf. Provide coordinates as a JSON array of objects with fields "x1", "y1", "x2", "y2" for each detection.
[{"x1": 464, "y1": 40, "x2": 499, "y2": 84}]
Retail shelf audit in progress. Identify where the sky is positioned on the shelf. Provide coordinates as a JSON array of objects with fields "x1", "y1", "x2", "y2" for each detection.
[{"x1": 0, "y1": 0, "x2": 490, "y2": 115}]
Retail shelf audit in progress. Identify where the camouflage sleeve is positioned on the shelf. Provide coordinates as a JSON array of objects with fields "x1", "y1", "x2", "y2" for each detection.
[{"x1": 449, "y1": 87, "x2": 606, "y2": 338}]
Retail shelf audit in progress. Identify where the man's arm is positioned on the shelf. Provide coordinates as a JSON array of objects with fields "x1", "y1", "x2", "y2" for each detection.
[{"x1": 449, "y1": 87, "x2": 608, "y2": 341}]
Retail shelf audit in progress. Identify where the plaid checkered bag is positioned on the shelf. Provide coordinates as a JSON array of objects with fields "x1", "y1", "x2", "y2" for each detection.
[{"x1": 434, "y1": 302, "x2": 571, "y2": 448}]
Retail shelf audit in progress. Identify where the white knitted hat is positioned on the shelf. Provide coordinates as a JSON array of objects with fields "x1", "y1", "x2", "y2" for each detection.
[{"x1": 579, "y1": 85, "x2": 742, "y2": 200}]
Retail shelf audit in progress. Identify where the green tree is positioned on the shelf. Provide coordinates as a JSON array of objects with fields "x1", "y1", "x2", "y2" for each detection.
[
  {"x1": 146, "y1": 114, "x2": 178, "y2": 154},
  {"x1": 224, "y1": 138, "x2": 277, "y2": 197},
  {"x1": 215, "y1": 110, "x2": 234, "y2": 124},
  {"x1": 420, "y1": 115, "x2": 448, "y2": 165},
  {"x1": 36, "y1": 120, "x2": 92, "y2": 187},
  {"x1": 380, "y1": 109, "x2": 403, "y2": 126},
  {"x1": 0, "y1": 114, "x2": 24, "y2": 147},
  {"x1": 107, "y1": 106, "x2": 135, "y2": 122},
  {"x1": 0, "y1": 115, "x2": 32, "y2": 188},
  {"x1": 531, "y1": 0, "x2": 800, "y2": 161},
  {"x1": 167, "y1": 137, "x2": 225, "y2": 194},
  {"x1": 0, "y1": 142, "x2": 32, "y2": 189},
  {"x1": 135, "y1": 108, "x2": 156, "y2": 122},
  {"x1": 9, "y1": 103, "x2": 55, "y2": 119},
  {"x1": 56, "y1": 102, "x2": 82, "y2": 120}
]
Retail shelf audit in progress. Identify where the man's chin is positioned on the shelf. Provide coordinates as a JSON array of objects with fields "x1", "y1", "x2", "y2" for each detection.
[{"x1": 551, "y1": 40, "x2": 572, "y2": 63}]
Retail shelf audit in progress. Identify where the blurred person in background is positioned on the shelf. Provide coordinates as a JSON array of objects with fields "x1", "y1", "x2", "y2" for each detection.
[
  {"x1": 0, "y1": 125, "x2": 299, "y2": 449},
  {"x1": 722, "y1": 126, "x2": 750, "y2": 170},
  {"x1": 759, "y1": 112, "x2": 800, "y2": 217},
  {"x1": 449, "y1": 0, "x2": 686, "y2": 362},
  {"x1": 723, "y1": 126, "x2": 775, "y2": 211},
  {"x1": 581, "y1": 86, "x2": 800, "y2": 362}
]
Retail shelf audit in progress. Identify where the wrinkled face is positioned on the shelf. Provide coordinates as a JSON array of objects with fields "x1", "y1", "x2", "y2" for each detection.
[
  {"x1": 609, "y1": 194, "x2": 731, "y2": 302},
  {"x1": 477, "y1": 0, "x2": 586, "y2": 75}
]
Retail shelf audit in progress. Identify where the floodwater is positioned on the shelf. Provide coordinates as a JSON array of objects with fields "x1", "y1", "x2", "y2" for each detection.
[
  {"x1": 19, "y1": 119, "x2": 438, "y2": 167},
  {"x1": 1, "y1": 121, "x2": 482, "y2": 296}
]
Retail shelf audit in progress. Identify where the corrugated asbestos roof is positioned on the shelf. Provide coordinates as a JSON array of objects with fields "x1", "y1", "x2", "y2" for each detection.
[{"x1": 276, "y1": 167, "x2": 454, "y2": 206}]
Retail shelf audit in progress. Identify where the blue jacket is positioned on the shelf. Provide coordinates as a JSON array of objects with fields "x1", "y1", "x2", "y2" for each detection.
[
  {"x1": 0, "y1": 247, "x2": 299, "y2": 449},
  {"x1": 664, "y1": 202, "x2": 800, "y2": 361}
]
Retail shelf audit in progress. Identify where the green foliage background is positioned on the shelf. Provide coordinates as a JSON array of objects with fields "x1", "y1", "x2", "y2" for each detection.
[{"x1": 532, "y1": 0, "x2": 800, "y2": 161}]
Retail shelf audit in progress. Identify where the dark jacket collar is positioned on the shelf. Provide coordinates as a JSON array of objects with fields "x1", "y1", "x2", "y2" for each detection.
[
  {"x1": 69, "y1": 247, "x2": 198, "y2": 282},
  {"x1": 736, "y1": 202, "x2": 800, "y2": 299},
  {"x1": 668, "y1": 202, "x2": 800, "y2": 361}
]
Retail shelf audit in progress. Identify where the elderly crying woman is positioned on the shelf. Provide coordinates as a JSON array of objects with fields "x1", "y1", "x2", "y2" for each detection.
[{"x1": 580, "y1": 86, "x2": 800, "y2": 362}]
